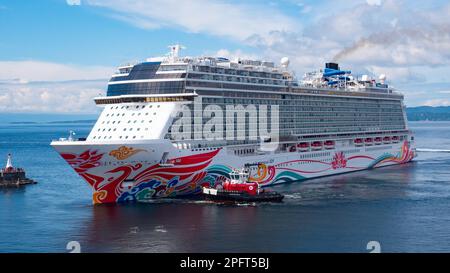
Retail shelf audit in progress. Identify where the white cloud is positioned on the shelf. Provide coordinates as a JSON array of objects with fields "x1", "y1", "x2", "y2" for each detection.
[
  {"x1": 423, "y1": 99, "x2": 450, "y2": 107},
  {"x1": 85, "y1": 0, "x2": 297, "y2": 41},
  {"x1": 67, "y1": 0, "x2": 81, "y2": 6},
  {"x1": 0, "y1": 61, "x2": 113, "y2": 82},
  {"x1": 0, "y1": 61, "x2": 112, "y2": 113},
  {"x1": 366, "y1": 0, "x2": 382, "y2": 6},
  {"x1": 0, "y1": 80, "x2": 105, "y2": 113}
]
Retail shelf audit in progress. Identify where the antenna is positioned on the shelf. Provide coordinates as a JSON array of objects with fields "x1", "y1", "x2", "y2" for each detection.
[{"x1": 168, "y1": 44, "x2": 186, "y2": 60}]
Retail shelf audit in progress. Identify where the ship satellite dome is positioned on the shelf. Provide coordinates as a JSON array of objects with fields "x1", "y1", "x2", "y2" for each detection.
[
  {"x1": 379, "y1": 74, "x2": 386, "y2": 81},
  {"x1": 361, "y1": 74, "x2": 369, "y2": 81},
  {"x1": 281, "y1": 57, "x2": 290, "y2": 67}
]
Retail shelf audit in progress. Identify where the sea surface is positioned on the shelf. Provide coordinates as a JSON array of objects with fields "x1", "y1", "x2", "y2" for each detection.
[{"x1": 0, "y1": 121, "x2": 450, "y2": 253}]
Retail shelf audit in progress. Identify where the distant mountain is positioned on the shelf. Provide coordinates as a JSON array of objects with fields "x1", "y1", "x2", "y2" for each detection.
[
  {"x1": 46, "y1": 120, "x2": 97, "y2": 124},
  {"x1": 9, "y1": 120, "x2": 96, "y2": 125},
  {"x1": 406, "y1": 106, "x2": 450, "y2": 121}
]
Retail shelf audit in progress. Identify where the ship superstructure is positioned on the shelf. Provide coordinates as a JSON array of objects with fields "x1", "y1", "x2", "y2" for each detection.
[{"x1": 51, "y1": 45, "x2": 416, "y2": 204}]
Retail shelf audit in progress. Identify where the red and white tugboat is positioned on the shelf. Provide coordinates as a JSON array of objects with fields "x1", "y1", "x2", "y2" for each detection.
[{"x1": 202, "y1": 168, "x2": 284, "y2": 203}]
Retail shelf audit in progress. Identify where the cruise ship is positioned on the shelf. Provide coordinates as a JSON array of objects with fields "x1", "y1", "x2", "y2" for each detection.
[{"x1": 51, "y1": 45, "x2": 416, "y2": 204}]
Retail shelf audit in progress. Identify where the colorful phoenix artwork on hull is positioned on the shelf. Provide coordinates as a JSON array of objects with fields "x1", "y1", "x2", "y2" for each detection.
[{"x1": 59, "y1": 141, "x2": 415, "y2": 204}]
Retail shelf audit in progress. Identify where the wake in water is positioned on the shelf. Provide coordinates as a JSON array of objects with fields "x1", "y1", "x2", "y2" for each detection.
[{"x1": 417, "y1": 148, "x2": 450, "y2": 153}]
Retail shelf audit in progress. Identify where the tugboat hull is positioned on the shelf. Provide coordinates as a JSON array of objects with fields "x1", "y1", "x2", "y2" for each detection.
[{"x1": 202, "y1": 188, "x2": 284, "y2": 203}]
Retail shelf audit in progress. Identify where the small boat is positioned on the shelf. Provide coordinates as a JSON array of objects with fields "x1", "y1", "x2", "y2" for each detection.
[
  {"x1": 374, "y1": 137, "x2": 382, "y2": 145},
  {"x1": 364, "y1": 138, "x2": 373, "y2": 146},
  {"x1": 311, "y1": 141, "x2": 323, "y2": 151},
  {"x1": 324, "y1": 140, "x2": 335, "y2": 149},
  {"x1": 297, "y1": 142, "x2": 309, "y2": 152},
  {"x1": 354, "y1": 138, "x2": 363, "y2": 147},
  {"x1": 202, "y1": 169, "x2": 284, "y2": 203},
  {"x1": 392, "y1": 136, "x2": 400, "y2": 143},
  {"x1": 383, "y1": 136, "x2": 391, "y2": 144}
]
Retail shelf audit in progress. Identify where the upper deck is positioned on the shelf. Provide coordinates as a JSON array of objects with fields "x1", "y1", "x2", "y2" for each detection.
[{"x1": 104, "y1": 45, "x2": 403, "y2": 102}]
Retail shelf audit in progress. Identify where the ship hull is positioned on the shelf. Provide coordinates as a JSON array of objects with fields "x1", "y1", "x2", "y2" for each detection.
[{"x1": 51, "y1": 140, "x2": 416, "y2": 204}]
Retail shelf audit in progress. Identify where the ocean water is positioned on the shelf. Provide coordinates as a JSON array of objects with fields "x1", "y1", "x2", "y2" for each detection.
[{"x1": 0, "y1": 121, "x2": 450, "y2": 253}]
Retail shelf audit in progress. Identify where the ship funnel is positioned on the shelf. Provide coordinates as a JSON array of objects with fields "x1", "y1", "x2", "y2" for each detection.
[{"x1": 325, "y1": 62, "x2": 339, "y2": 70}]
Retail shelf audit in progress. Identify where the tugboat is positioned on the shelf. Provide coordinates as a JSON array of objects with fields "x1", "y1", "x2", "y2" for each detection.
[
  {"x1": 0, "y1": 154, "x2": 36, "y2": 187},
  {"x1": 202, "y1": 167, "x2": 284, "y2": 203}
]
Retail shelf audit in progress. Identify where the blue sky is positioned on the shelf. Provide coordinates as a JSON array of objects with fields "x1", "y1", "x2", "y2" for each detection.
[{"x1": 1, "y1": 0, "x2": 450, "y2": 115}]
